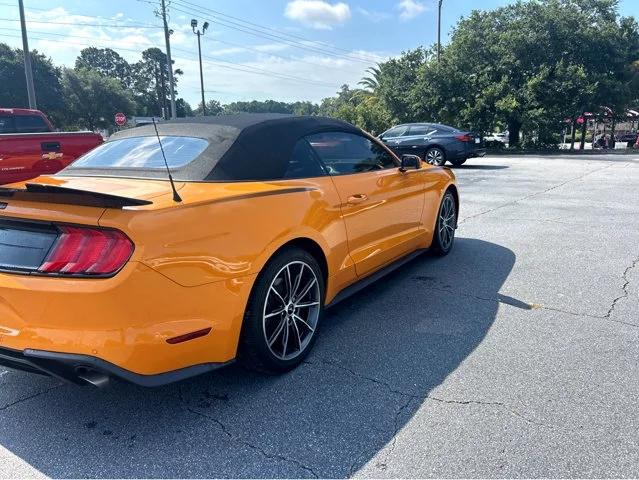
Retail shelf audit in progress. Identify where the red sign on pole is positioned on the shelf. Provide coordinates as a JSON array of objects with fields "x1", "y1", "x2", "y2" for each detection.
[{"x1": 115, "y1": 112, "x2": 127, "y2": 126}]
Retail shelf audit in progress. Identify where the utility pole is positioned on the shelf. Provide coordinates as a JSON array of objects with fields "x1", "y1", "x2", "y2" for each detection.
[
  {"x1": 18, "y1": 0, "x2": 36, "y2": 109},
  {"x1": 437, "y1": 0, "x2": 443, "y2": 62},
  {"x1": 191, "y1": 19, "x2": 209, "y2": 115},
  {"x1": 160, "y1": 0, "x2": 177, "y2": 119}
]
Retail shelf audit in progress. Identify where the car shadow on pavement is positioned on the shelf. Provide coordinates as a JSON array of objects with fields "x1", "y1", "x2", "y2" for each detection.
[
  {"x1": 453, "y1": 164, "x2": 509, "y2": 170},
  {"x1": 0, "y1": 238, "x2": 515, "y2": 478}
]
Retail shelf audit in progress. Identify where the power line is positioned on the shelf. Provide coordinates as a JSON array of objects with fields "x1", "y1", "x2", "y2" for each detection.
[
  {"x1": 172, "y1": 46, "x2": 338, "y2": 88},
  {"x1": 0, "y1": 26, "x2": 338, "y2": 88},
  {"x1": 169, "y1": 2, "x2": 380, "y2": 66},
  {"x1": 0, "y1": 2, "x2": 162, "y2": 28},
  {"x1": 204, "y1": 36, "x2": 330, "y2": 69},
  {"x1": 173, "y1": 0, "x2": 384, "y2": 63},
  {"x1": 0, "y1": 17, "x2": 162, "y2": 29},
  {"x1": 0, "y1": 31, "x2": 340, "y2": 89}
]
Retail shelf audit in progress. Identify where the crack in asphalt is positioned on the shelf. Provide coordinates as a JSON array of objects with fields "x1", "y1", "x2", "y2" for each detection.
[
  {"x1": 0, "y1": 383, "x2": 64, "y2": 412},
  {"x1": 303, "y1": 356, "x2": 553, "y2": 475},
  {"x1": 185, "y1": 406, "x2": 319, "y2": 478},
  {"x1": 458, "y1": 163, "x2": 616, "y2": 225},
  {"x1": 412, "y1": 277, "x2": 639, "y2": 329},
  {"x1": 605, "y1": 256, "x2": 639, "y2": 322}
]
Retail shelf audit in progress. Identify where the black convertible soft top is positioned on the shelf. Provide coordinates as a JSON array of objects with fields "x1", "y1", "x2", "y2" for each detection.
[{"x1": 61, "y1": 114, "x2": 363, "y2": 182}]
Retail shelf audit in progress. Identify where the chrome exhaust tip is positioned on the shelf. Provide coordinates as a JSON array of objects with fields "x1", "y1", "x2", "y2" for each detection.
[{"x1": 76, "y1": 367, "x2": 110, "y2": 388}]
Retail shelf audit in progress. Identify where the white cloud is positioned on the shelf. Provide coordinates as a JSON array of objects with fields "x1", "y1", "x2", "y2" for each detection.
[
  {"x1": 397, "y1": 0, "x2": 428, "y2": 21},
  {"x1": 284, "y1": 0, "x2": 351, "y2": 30},
  {"x1": 1, "y1": 5, "x2": 397, "y2": 108}
]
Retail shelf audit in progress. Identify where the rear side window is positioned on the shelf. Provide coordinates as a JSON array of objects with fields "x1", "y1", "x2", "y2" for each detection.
[
  {"x1": 408, "y1": 125, "x2": 434, "y2": 136},
  {"x1": 284, "y1": 139, "x2": 326, "y2": 179},
  {"x1": 0, "y1": 116, "x2": 16, "y2": 133},
  {"x1": 383, "y1": 126, "x2": 409, "y2": 137},
  {"x1": 69, "y1": 136, "x2": 209, "y2": 170},
  {"x1": 433, "y1": 125, "x2": 456, "y2": 133},
  {"x1": 306, "y1": 132, "x2": 397, "y2": 176},
  {"x1": 14, "y1": 115, "x2": 49, "y2": 133}
]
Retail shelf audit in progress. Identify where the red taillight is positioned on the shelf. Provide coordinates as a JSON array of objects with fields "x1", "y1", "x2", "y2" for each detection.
[
  {"x1": 455, "y1": 134, "x2": 473, "y2": 142},
  {"x1": 39, "y1": 226, "x2": 133, "y2": 276}
]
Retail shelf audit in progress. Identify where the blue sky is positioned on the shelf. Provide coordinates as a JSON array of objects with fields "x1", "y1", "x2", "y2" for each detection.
[{"x1": 0, "y1": 0, "x2": 636, "y2": 106}]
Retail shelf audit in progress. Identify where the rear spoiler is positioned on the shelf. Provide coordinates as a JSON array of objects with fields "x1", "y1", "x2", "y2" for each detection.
[{"x1": 0, "y1": 183, "x2": 153, "y2": 209}]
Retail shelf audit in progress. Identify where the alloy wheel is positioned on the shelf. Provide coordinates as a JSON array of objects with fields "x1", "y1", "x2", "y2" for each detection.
[
  {"x1": 438, "y1": 194, "x2": 456, "y2": 250},
  {"x1": 262, "y1": 261, "x2": 321, "y2": 361},
  {"x1": 426, "y1": 148, "x2": 445, "y2": 166}
]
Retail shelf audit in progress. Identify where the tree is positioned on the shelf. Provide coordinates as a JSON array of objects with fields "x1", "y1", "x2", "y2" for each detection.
[
  {"x1": 62, "y1": 68, "x2": 135, "y2": 131},
  {"x1": 176, "y1": 98, "x2": 194, "y2": 117},
  {"x1": 358, "y1": 66, "x2": 381, "y2": 92},
  {"x1": 133, "y1": 48, "x2": 182, "y2": 118},
  {"x1": 318, "y1": 84, "x2": 392, "y2": 135},
  {"x1": 373, "y1": 0, "x2": 639, "y2": 147},
  {"x1": 0, "y1": 44, "x2": 66, "y2": 126},
  {"x1": 75, "y1": 47, "x2": 134, "y2": 89},
  {"x1": 194, "y1": 99, "x2": 224, "y2": 116}
]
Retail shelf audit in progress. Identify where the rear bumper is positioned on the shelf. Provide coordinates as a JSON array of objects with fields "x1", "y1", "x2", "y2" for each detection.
[
  {"x1": 0, "y1": 345, "x2": 231, "y2": 387},
  {"x1": 0, "y1": 261, "x2": 256, "y2": 380}
]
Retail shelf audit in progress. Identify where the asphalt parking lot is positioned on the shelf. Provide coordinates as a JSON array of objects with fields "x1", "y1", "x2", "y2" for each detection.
[{"x1": 1, "y1": 153, "x2": 638, "y2": 478}]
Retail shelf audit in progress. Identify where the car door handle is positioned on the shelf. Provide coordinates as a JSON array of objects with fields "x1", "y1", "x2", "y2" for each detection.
[
  {"x1": 347, "y1": 194, "x2": 368, "y2": 204},
  {"x1": 41, "y1": 141, "x2": 61, "y2": 152}
]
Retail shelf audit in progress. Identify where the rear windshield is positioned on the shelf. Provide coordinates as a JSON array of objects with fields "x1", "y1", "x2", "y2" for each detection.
[
  {"x1": 14, "y1": 115, "x2": 49, "y2": 133},
  {"x1": 69, "y1": 136, "x2": 209, "y2": 170}
]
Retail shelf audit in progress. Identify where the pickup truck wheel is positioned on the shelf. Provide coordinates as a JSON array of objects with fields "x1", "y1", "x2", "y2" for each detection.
[
  {"x1": 425, "y1": 147, "x2": 446, "y2": 166},
  {"x1": 239, "y1": 247, "x2": 324, "y2": 374}
]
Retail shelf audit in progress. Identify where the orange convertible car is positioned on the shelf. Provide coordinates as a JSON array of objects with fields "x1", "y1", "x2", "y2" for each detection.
[{"x1": 0, "y1": 115, "x2": 458, "y2": 387}]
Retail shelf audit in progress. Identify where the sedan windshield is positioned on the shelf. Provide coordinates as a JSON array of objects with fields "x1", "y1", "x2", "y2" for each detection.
[{"x1": 70, "y1": 136, "x2": 209, "y2": 170}]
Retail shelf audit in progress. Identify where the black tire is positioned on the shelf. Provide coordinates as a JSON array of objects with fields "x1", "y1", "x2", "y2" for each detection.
[
  {"x1": 449, "y1": 158, "x2": 467, "y2": 167},
  {"x1": 425, "y1": 147, "x2": 447, "y2": 166},
  {"x1": 430, "y1": 191, "x2": 457, "y2": 256},
  {"x1": 239, "y1": 247, "x2": 325, "y2": 374}
]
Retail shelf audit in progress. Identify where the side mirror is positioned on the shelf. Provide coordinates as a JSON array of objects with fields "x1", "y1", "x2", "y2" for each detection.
[{"x1": 400, "y1": 154, "x2": 421, "y2": 172}]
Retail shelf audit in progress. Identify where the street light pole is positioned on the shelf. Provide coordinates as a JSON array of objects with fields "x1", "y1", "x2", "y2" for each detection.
[
  {"x1": 437, "y1": 0, "x2": 443, "y2": 62},
  {"x1": 191, "y1": 19, "x2": 209, "y2": 115},
  {"x1": 160, "y1": 0, "x2": 177, "y2": 119},
  {"x1": 18, "y1": 0, "x2": 36, "y2": 108}
]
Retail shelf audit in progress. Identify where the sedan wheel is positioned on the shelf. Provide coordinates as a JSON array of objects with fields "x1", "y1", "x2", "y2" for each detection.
[
  {"x1": 239, "y1": 247, "x2": 325, "y2": 373},
  {"x1": 425, "y1": 147, "x2": 446, "y2": 166}
]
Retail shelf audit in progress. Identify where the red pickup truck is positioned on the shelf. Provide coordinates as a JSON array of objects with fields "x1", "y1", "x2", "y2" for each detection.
[{"x1": 0, "y1": 108, "x2": 103, "y2": 184}]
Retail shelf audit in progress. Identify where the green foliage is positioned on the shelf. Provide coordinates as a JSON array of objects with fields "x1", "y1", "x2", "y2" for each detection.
[
  {"x1": 62, "y1": 68, "x2": 135, "y2": 131},
  {"x1": 371, "y1": 0, "x2": 639, "y2": 147},
  {"x1": 75, "y1": 47, "x2": 134, "y2": 89},
  {"x1": 194, "y1": 99, "x2": 224, "y2": 116},
  {"x1": 0, "y1": 45, "x2": 65, "y2": 125}
]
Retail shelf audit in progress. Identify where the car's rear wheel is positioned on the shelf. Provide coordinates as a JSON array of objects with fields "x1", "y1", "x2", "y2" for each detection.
[
  {"x1": 239, "y1": 247, "x2": 324, "y2": 373},
  {"x1": 449, "y1": 158, "x2": 467, "y2": 167},
  {"x1": 425, "y1": 147, "x2": 446, "y2": 166},
  {"x1": 431, "y1": 191, "x2": 457, "y2": 256}
]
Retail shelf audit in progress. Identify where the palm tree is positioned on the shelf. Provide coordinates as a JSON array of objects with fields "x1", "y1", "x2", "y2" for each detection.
[{"x1": 358, "y1": 66, "x2": 381, "y2": 93}]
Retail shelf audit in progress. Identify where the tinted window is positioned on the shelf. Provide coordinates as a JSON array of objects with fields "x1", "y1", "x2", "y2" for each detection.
[
  {"x1": 408, "y1": 125, "x2": 434, "y2": 136},
  {"x1": 433, "y1": 125, "x2": 456, "y2": 133},
  {"x1": 284, "y1": 139, "x2": 326, "y2": 179},
  {"x1": 0, "y1": 116, "x2": 15, "y2": 134},
  {"x1": 70, "y1": 136, "x2": 208, "y2": 170},
  {"x1": 14, "y1": 115, "x2": 49, "y2": 133},
  {"x1": 307, "y1": 132, "x2": 397, "y2": 176},
  {"x1": 383, "y1": 126, "x2": 409, "y2": 138}
]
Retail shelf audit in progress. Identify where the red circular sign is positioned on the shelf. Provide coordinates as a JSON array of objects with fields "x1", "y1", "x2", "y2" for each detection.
[{"x1": 115, "y1": 112, "x2": 127, "y2": 126}]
